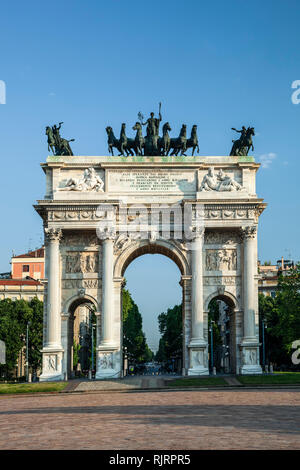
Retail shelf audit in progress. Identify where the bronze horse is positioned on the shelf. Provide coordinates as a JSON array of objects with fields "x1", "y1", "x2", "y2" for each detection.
[
  {"x1": 106, "y1": 125, "x2": 134, "y2": 156},
  {"x1": 158, "y1": 122, "x2": 171, "y2": 156},
  {"x1": 168, "y1": 124, "x2": 187, "y2": 156},
  {"x1": 186, "y1": 125, "x2": 199, "y2": 156}
]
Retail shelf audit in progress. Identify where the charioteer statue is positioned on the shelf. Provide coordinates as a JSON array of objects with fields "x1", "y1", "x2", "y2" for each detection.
[
  {"x1": 106, "y1": 103, "x2": 200, "y2": 157},
  {"x1": 230, "y1": 126, "x2": 255, "y2": 156},
  {"x1": 46, "y1": 122, "x2": 74, "y2": 156}
]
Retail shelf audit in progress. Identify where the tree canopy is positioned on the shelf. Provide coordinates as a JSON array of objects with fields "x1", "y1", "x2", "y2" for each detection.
[
  {"x1": 0, "y1": 297, "x2": 43, "y2": 377},
  {"x1": 155, "y1": 304, "x2": 182, "y2": 364},
  {"x1": 122, "y1": 286, "x2": 153, "y2": 364},
  {"x1": 259, "y1": 263, "x2": 300, "y2": 368}
]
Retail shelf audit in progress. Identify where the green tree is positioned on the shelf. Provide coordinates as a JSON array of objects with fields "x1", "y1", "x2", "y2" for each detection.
[
  {"x1": 156, "y1": 304, "x2": 182, "y2": 364},
  {"x1": 26, "y1": 298, "x2": 43, "y2": 373},
  {"x1": 0, "y1": 299, "x2": 25, "y2": 376},
  {"x1": 258, "y1": 264, "x2": 300, "y2": 368},
  {"x1": 73, "y1": 339, "x2": 81, "y2": 370},
  {"x1": 276, "y1": 264, "x2": 300, "y2": 356},
  {"x1": 122, "y1": 286, "x2": 153, "y2": 364},
  {"x1": 0, "y1": 297, "x2": 43, "y2": 377}
]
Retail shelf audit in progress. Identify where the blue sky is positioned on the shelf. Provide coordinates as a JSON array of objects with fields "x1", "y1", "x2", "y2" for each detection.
[{"x1": 1, "y1": 0, "x2": 300, "y2": 347}]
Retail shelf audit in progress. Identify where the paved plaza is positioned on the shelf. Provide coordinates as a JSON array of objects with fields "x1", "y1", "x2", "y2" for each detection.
[{"x1": 0, "y1": 389, "x2": 299, "y2": 450}]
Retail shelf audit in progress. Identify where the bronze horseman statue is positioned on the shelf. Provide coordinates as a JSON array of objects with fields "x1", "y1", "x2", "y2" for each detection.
[
  {"x1": 106, "y1": 103, "x2": 200, "y2": 157},
  {"x1": 46, "y1": 122, "x2": 74, "y2": 156},
  {"x1": 230, "y1": 126, "x2": 255, "y2": 156}
]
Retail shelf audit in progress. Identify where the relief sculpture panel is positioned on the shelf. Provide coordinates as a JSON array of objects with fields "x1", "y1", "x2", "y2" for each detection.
[
  {"x1": 65, "y1": 252, "x2": 99, "y2": 273},
  {"x1": 205, "y1": 249, "x2": 237, "y2": 271}
]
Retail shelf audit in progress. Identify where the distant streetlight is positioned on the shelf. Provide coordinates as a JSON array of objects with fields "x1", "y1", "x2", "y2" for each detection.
[
  {"x1": 209, "y1": 320, "x2": 215, "y2": 371},
  {"x1": 262, "y1": 319, "x2": 267, "y2": 369},
  {"x1": 91, "y1": 323, "x2": 96, "y2": 377},
  {"x1": 26, "y1": 321, "x2": 31, "y2": 382}
]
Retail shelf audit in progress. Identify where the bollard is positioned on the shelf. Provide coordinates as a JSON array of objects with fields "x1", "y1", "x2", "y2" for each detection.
[
  {"x1": 88, "y1": 370, "x2": 92, "y2": 380},
  {"x1": 28, "y1": 373, "x2": 32, "y2": 383}
]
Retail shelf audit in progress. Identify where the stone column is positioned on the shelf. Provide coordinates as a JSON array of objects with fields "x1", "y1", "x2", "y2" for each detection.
[
  {"x1": 188, "y1": 226, "x2": 209, "y2": 375},
  {"x1": 101, "y1": 236, "x2": 114, "y2": 345},
  {"x1": 241, "y1": 226, "x2": 257, "y2": 341},
  {"x1": 240, "y1": 225, "x2": 262, "y2": 375},
  {"x1": 40, "y1": 228, "x2": 64, "y2": 382},
  {"x1": 45, "y1": 228, "x2": 62, "y2": 348},
  {"x1": 96, "y1": 226, "x2": 119, "y2": 379},
  {"x1": 191, "y1": 226, "x2": 205, "y2": 342}
]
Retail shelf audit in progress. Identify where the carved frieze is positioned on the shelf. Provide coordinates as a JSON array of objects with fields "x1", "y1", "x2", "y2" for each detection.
[
  {"x1": 203, "y1": 276, "x2": 241, "y2": 286},
  {"x1": 61, "y1": 233, "x2": 99, "y2": 246},
  {"x1": 62, "y1": 279, "x2": 100, "y2": 289},
  {"x1": 204, "y1": 232, "x2": 239, "y2": 245}
]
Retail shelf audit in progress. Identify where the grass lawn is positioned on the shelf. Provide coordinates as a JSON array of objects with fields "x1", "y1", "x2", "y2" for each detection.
[
  {"x1": 238, "y1": 372, "x2": 300, "y2": 385},
  {"x1": 167, "y1": 377, "x2": 228, "y2": 387},
  {"x1": 0, "y1": 382, "x2": 67, "y2": 395}
]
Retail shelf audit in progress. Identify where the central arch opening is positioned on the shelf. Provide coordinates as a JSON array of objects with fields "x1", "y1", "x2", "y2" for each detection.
[{"x1": 123, "y1": 252, "x2": 182, "y2": 376}]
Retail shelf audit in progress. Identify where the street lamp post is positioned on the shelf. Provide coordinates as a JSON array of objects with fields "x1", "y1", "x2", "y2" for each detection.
[
  {"x1": 209, "y1": 320, "x2": 215, "y2": 372},
  {"x1": 26, "y1": 321, "x2": 30, "y2": 382},
  {"x1": 91, "y1": 323, "x2": 96, "y2": 376},
  {"x1": 262, "y1": 319, "x2": 267, "y2": 370}
]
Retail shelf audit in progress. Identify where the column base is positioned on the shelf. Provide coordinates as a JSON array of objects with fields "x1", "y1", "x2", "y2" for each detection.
[
  {"x1": 39, "y1": 372, "x2": 64, "y2": 382},
  {"x1": 188, "y1": 342, "x2": 209, "y2": 376},
  {"x1": 240, "y1": 364, "x2": 262, "y2": 375},
  {"x1": 39, "y1": 348, "x2": 64, "y2": 382},
  {"x1": 187, "y1": 366, "x2": 209, "y2": 376},
  {"x1": 95, "y1": 346, "x2": 121, "y2": 379},
  {"x1": 239, "y1": 342, "x2": 261, "y2": 375},
  {"x1": 95, "y1": 368, "x2": 121, "y2": 379}
]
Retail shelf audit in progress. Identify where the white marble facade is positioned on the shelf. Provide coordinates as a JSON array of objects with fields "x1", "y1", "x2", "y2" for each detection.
[{"x1": 36, "y1": 155, "x2": 266, "y2": 380}]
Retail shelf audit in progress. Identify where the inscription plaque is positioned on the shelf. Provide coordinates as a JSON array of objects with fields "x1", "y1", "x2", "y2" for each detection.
[{"x1": 108, "y1": 170, "x2": 196, "y2": 193}]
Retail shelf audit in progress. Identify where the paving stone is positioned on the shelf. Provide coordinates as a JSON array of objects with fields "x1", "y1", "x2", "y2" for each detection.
[{"x1": 0, "y1": 389, "x2": 299, "y2": 449}]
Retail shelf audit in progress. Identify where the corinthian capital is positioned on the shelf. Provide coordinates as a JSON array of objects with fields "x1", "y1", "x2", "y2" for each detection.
[
  {"x1": 97, "y1": 225, "x2": 116, "y2": 241},
  {"x1": 192, "y1": 225, "x2": 205, "y2": 239},
  {"x1": 44, "y1": 228, "x2": 63, "y2": 242},
  {"x1": 240, "y1": 225, "x2": 257, "y2": 240}
]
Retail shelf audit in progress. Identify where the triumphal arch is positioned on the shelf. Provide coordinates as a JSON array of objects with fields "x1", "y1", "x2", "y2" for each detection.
[{"x1": 35, "y1": 153, "x2": 266, "y2": 380}]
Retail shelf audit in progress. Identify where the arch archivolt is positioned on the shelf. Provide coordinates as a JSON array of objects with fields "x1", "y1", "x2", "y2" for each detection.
[
  {"x1": 204, "y1": 289, "x2": 240, "y2": 312},
  {"x1": 62, "y1": 293, "x2": 99, "y2": 317},
  {"x1": 113, "y1": 237, "x2": 191, "y2": 278}
]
